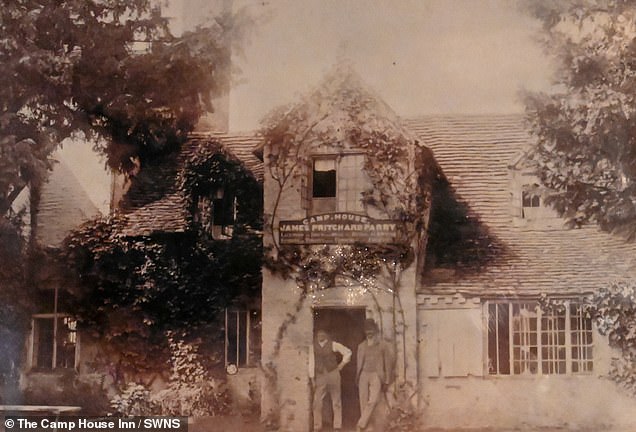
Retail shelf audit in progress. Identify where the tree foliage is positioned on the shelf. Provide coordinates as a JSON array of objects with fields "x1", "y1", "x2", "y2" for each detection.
[
  {"x1": 524, "y1": 0, "x2": 636, "y2": 239},
  {"x1": 526, "y1": 1, "x2": 636, "y2": 399},
  {"x1": 1, "y1": 0, "x2": 249, "y2": 382},
  {"x1": 1, "y1": 0, "x2": 245, "y2": 191},
  {"x1": 0, "y1": 218, "x2": 30, "y2": 385},
  {"x1": 110, "y1": 333, "x2": 232, "y2": 416}
]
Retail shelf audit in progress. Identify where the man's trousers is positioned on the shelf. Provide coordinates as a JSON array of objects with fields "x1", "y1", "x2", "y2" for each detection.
[
  {"x1": 357, "y1": 371, "x2": 382, "y2": 430},
  {"x1": 313, "y1": 369, "x2": 342, "y2": 431}
]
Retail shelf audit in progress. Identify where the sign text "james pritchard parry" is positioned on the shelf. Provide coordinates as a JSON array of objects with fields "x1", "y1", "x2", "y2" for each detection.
[{"x1": 279, "y1": 212, "x2": 398, "y2": 244}]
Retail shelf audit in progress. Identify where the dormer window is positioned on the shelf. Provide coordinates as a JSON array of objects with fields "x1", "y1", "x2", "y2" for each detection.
[
  {"x1": 522, "y1": 185, "x2": 541, "y2": 207},
  {"x1": 521, "y1": 184, "x2": 541, "y2": 219}
]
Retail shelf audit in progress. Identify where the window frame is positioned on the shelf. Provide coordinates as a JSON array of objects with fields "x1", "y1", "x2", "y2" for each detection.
[
  {"x1": 486, "y1": 300, "x2": 593, "y2": 376},
  {"x1": 311, "y1": 157, "x2": 337, "y2": 199},
  {"x1": 29, "y1": 313, "x2": 79, "y2": 371},
  {"x1": 308, "y1": 153, "x2": 367, "y2": 215},
  {"x1": 194, "y1": 188, "x2": 236, "y2": 239},
  {"x1": 521, "y1": 183, "x2": 542, "y2": 219},
  {"x1": 309, "y1": 156, "x2": 338, "y2": 214},
  {"x1": 522, "y1": 191, "x2": 540, "y2": 208},
  {"x1": 224, "y1": 308, "x2": 261, "y2": 372}
]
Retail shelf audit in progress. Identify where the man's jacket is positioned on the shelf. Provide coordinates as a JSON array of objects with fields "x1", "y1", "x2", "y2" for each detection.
[{"x1": 356, "y1": 339, "x2": 395, "y2": 384}]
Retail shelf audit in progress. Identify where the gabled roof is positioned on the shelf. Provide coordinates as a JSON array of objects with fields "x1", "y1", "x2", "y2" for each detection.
[
  {"x1": 404, "y1": 114, "x2": 636, "y2": 296},
  {"x1": 38, "y1": 158, "x2": 101, "y2": 247},
  {"x1": 118, "y1": 133, "x2": 263, "y2": 237},
  {"x1": 257, "y1": 64, "x2": 420, "y2": 157}
]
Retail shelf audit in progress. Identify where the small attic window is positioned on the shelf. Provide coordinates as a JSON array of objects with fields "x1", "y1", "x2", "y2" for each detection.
[
  {"x1": 522, "y1": 190, "x2": 540, "y2": 208},
  {"x1": 521, "y1": 184, "x2": 541, "y2": 219}
]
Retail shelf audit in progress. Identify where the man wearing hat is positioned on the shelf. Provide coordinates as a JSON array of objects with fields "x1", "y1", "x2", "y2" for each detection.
[
  {"x1": 309, "y1": 329, "x2": 352, "y2": 432},
  {"x1": 356, "y1": 318, "x2": 395, "y2": 431}
]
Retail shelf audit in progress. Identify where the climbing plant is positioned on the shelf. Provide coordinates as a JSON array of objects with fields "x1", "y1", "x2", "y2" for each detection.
[
  {"x1": 63, "y1": 145, "x2": 262, "y2": 380},
  {"x1": 259, "y1": 67, "x2": 436, "y2": 420}
]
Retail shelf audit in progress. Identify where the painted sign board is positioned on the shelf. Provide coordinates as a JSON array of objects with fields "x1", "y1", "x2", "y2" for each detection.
[{"x1": 279, "y1": 212, "x2": 398, "y2": 244}]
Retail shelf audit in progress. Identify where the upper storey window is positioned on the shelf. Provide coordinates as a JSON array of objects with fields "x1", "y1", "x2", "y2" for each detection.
[
  {"x1": 311, "y1": 157, "x2": 337, "y2": 214},
  {"x1": 522, "y1": 184, "x2": 541, "y2": 218},
  {"x1": 313, "y1": 159, "x2": 337, "y2": 197},
  {"x1": 519, "y1": 183, "x2": 559, "y2": 223},
  {"x1": 306, "y1": 154, "x2": 367, "y2": 215},
  {"x1": 194, "y1": 188, "x2": 236, "y2": 239},
  {"x1": 509, "y1": 159, "x2": 559, "y2": 226}
]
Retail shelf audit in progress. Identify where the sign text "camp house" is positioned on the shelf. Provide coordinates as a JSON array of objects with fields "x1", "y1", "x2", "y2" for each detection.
[{"x1": 279, "y1": 212, "x2": 398, "y2": 244}]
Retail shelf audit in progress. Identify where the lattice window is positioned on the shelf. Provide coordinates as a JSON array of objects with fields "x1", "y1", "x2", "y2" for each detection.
[{"x1": 488, "y1": 301, "x2": 593, "y2": 375}]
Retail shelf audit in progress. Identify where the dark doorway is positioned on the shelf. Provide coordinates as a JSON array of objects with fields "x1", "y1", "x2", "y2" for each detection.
[{"x1": 313, "y1": 307, "x2": 366, "y2": 431}]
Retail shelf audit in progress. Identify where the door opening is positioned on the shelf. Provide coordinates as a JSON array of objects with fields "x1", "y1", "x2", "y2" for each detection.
[{"x1": 313, "y1": 307, "x2": 366, "y2": 431}]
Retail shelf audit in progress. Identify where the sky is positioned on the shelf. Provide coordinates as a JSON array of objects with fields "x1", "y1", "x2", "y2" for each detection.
[
  {"x1": 59, "y1": 0, "x2": 556, "y2": 205},
  {"x1": 222, "y1": 0, "x2": 555, "y2": 131}
]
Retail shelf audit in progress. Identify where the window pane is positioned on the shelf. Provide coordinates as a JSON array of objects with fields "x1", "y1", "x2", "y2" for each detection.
[
  {"x1": 487, "y1": 304, "x2": 497, "y2": 374},
  {"x1": 226, "y1": 309, "x2": 261, "y2": 368},
  {"x1": 313, "y1": 159, "x2": 336, "y2": 198},
  {"x1": 56, "y1": 317, "x2": 77, "y2": 369},
  {"x1": 488, "y1": 303, "x2": 510, "y2": 375},
  {"x1": 522, "y1": 191, "x2": 532, "y2": 208},
  {"x1": 226, "y1": 311, "x2": 238, "y2": 366},
  {"x1": 512, "y1": 303, "x2": 538, "y2": 375},
  {"x1": 249, "y1": 310, "x2": 262, "y2": 367},
  {"x1": 213, "y1": 196, "x2": 235, "y2": 226},
  {"x1": 522, "y1": 184, "x2": 541, "y2": 208},
  {"x1": 558, "y1": 331, "x2": 565, "y2": 345},
  {"x1": 337, "y1": 154, "x2": 367, "y2": 212},
  {"x1": 570, "y1": 304, "x2": 593, "y2": 373},
  {"x1": 540, "y1": 307, "x2": 566, "y2": 375},
  {"x1": 34, "y1": 318, "x2": 54, "y2": 369}
]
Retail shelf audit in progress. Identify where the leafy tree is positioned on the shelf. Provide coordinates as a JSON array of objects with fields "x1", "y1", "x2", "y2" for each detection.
[
  {"x1": 0, "y1": 0, "x2": 248, "y2": 387},
  {"x1": 591, "y1": 282, "x2": 636, "y2": 396},
  {"x1": 1, "y1": 0, "x2": 245, "y2": 182},
  {"x1": 523, "y1": 0, "x2": 636, "y2": 239},
  {"x1": 526, "y1": 1, "x2": 636, "y2": 398},
  {"x1": 1, "y1": 0, "x2": 246, "y2": 248}
]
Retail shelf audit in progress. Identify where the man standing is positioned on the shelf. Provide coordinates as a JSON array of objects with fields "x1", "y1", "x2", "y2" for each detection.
[
  {"x1": 309, "y1": 329, "x2": 352, "y2": 432},
  {"x1": 356, "y1": 319, "x2": 395, "y2": 432}
]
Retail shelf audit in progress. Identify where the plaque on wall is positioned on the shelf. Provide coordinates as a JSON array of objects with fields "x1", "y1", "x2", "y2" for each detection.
[{"x1": 279, "y1": 212, "x2": 398, "y2": 245}]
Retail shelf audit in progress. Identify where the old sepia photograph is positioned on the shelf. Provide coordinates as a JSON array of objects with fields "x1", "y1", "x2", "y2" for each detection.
[{"x1": 3, "y1": 1, "x2": 636, "y2": 431}]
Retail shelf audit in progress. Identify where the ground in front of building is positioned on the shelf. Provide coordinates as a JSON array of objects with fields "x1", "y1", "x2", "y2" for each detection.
[{"x1": 188, "y1": 415, "x2": 633, "y2": 432}]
